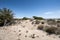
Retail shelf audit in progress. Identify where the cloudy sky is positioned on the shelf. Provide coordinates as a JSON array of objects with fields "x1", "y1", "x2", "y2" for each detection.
[{"x1": 0, "y1": 0, "x2": 60, "y2": 18}]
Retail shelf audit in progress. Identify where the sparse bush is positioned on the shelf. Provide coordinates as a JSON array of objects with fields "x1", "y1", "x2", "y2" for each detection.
[
  {"x1": 30, "y1": 19, "x2": 34, "y2": 22},
  {"x1": 55, "y1": 27, "x2": 60, "y2": 35},
  {"x1": 35, "y1": 20, "x2": 40, "y2": 24},
  {"x1": 31, "y1": 21, "x2": 34, "y2": 24},
  {"x1": 45, "y1": 27, "x2": 57, "y2": 35},
  {"x1": 22, "y1": 17, "x2": 29, "y2": 20},
  {"x1": 37, "y1": 25, "x2": 44, "y2": 30},
  {"x1": 57, "y1": 20, "x2": 60, "y2": 27},
  {"x1": 43, "y1": 25, "x2": 50, "y2": 31},
  {"x1": 47, "y1": 19, "x2": 55, "y2": 22},
  {"x1": 57, "y1": 20, "x2": 60, "y2": 23},
  {"x1": 47, "y1": 19, "x2": 56, "y2": 25},
  {"x1": 33, "y1": 16, "x2": 44, "y2": 20}
]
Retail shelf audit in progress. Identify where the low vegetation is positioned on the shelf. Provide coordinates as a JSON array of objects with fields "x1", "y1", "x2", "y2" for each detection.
[
  {"x1": 45, "y1": 27, "x2": 57, "y2": 35},
  {"x1": 33, "y1": 16, "x2": 44, "y2": 20},
  {"x1": 35, "y1": 20, "x2": 40, "y2": 24},
  {"x1": 37, "y1": 24, "x2": 60, "y2": 35},
  {"x1": 22, "y1": 17, "x2": 30, "y2": 20},
  {"x1": 37, "y1": 25, "x2": 44, "y2": 30},
  {"x1": 0, "y1": 8, "x2": 14, "y2": 26},
  {"x1": 47, "y1": 19, "x2": 57, "y2": 25}
]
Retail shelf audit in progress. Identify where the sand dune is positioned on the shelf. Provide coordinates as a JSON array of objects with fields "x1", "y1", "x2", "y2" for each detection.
[{"x1": 0, "y1": 20, "x2": 60, "y2": 40}]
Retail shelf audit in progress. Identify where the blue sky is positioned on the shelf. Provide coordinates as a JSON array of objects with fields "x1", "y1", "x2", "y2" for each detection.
[{"x1": 0, "y1": 0, "x2": 60, "y2": 18}]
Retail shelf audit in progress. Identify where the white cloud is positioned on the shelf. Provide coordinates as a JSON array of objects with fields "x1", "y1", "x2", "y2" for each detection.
[
  {"x1": 44, "y1": 12, "x2": 53, "y2": 14},
  {"x1": 42, "y1": 10, "x2": 60, "y2": 18},
  {"x1": 44, "y1": 10, "x2": 60, "y2": 15}
]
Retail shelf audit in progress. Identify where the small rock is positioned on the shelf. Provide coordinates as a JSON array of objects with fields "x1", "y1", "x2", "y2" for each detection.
[
  {"x1": 19, "y1": 33, "x2": 21, "y2": 36},
  {"x1": 26, "y1": 31, "x2": 28, "y2": 33},
  {"x1": 19, "y1": 30, "x2": 21, "y2": 32},
  {"x1": 25, "y1": 35, "x2": 27, "y2": 37},
  {"x1": 31, "y1": 34, "x2": 36, "y2": 39}
]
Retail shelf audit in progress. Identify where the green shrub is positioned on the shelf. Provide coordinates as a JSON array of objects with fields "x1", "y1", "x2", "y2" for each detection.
[
  {"x1": 33, "y1": 16, "x2": 44, "y2": 20},
  {"x1": 22, "y1": 17, "x2": 29, "y2": 20},
  {"x1": 0, "y1": 8, "x2": 14, "y2": 26}
]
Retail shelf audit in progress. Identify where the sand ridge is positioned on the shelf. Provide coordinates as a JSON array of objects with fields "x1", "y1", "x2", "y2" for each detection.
[{"x1": 0, "y1": 20, "x2": 60, "y2": 40}]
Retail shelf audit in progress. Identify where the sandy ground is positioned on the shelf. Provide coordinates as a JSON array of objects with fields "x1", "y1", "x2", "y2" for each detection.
[{"x1": 0, "y1": 20, "x2": 60, "y2": 40}]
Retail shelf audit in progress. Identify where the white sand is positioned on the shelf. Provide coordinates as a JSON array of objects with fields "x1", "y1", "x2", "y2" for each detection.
[{"x1": 0, "y1": 20, "x2": 60, "y2": 40}]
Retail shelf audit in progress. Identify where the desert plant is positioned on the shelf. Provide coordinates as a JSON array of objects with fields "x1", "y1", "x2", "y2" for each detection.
[
  {"x1": 35, "y1": 20, "x2": 40, "y2": 24},
  {"x1": 43, "y1": 25, "x2": 50, "y2": 31},
  {"x1": 37, "y1": 25, "x2": 44, "y2": 30},
  {"x1": 57, "y1": 20, "x2": 60, "y2": 23},
  {"x1": 47, "y1": 19, "x2": 56, "y2": 25},
  {"x1": 45, "y1": 27, "x2": 57, "y2": 35},
  {"x1": 31, "y1": 21, "x2": 34, "y2": 24},
  {"x1": 22, "y1": 17, "x2": 29, "y2": 20},
  {"x1": 55, "y1": 27, "x2": 60, "y2": 35},
  {"x1": 0, "y1": 8, "x2": 14, "y2": 26},
  {"x1": 33, "y1": 16, "x2": 44, "y2": 20}
]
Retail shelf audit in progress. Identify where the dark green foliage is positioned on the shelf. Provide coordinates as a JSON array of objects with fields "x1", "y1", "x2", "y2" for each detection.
[
  {"x1": 33, "y1": 16, "x2": 44, "y2": 20},
  {"x1": 0, "y1": 8, "x2": 14, "y2": 26},
  {"x1": 22, "y1": 17, "x2": 29, "y2": 20}
]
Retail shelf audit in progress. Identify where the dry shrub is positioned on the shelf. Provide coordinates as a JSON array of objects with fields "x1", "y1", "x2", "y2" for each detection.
[
  {"x1": 37, "y1": 25, "x2": 44, "y2": 30},
  {"x1": 55, "y1": 27, "x2": 60, "y2": 35},
  {"x1": 45, "y1": 27, "x2": 57, "y2": 35},
  {"x1": 31, "y1": 21, "x2": 35, "y2": 24},
  {"x1": 57, "y1": 20, "x2": 60, "y2": 23},
  {"x1": 43, "y1": 25, "x2": 50, "y2": 31},
  {"x1": 35, "y1": 20, "x2": 40, "y2": 24},
  {"x1": 37, "y1": 24, "x2": 60, "y2": 35}
]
